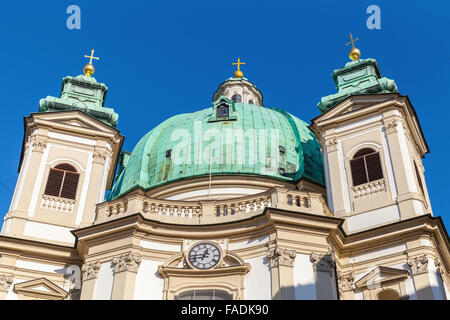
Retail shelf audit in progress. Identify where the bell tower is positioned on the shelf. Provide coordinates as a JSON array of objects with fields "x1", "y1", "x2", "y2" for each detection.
[
  {"x1": 311, "y1": 43, "x2": 431, "y2": 234},
  {"x1": 1, "y1": 53, "x2": 124, "y2": 245}
]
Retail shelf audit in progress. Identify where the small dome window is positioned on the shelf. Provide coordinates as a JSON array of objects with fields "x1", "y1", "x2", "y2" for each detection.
[
  {"x1": 231, "y1": 94, "x2": 242, "y2": 103},
  {"x1": 216, "y1": 104, "x2": 229, "y2": 119},
  {"x1": 248, "y1": 100, "x2": 254, "y2": 105}
]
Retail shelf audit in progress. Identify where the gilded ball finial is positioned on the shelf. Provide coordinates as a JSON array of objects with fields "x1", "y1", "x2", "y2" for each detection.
[
  {"x1": 83, "y1": 49, "x2": 100, "y2": 77},
  {"x1": 349, "y1": 47, "x2": 361, "y2": 61},
  {"x1": 232, "y1": 58, "x2": 245, "y2": 78},
  {"x1": 83, "y1": 63, "x2": 95, "y2": 77},
  {"x1": 345, "y1": 33, "x2": 361, "y2": 61}
]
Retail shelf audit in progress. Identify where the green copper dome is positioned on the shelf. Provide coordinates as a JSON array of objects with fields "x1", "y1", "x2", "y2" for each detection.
[{"x1": 107, "y1": 99, "x2": 324, "y2": 201}]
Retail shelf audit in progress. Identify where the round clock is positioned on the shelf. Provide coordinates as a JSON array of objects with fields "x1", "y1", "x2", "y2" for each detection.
[{"x1": 187, "y1": 242, "x2": 222, "y2": 270}]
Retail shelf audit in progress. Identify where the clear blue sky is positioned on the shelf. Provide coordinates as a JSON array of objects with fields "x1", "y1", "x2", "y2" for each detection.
[{"x1": 0, "y1": 1, "x2": 449, "y2": 229}]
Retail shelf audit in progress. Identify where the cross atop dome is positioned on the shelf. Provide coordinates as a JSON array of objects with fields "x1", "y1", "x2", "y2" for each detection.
[
  {"x1": 232, "y1": 58, "x2": 245, "y2": 78},
  {"x1": 83, "y1": 49, "x2": 100, "y2": 77}
]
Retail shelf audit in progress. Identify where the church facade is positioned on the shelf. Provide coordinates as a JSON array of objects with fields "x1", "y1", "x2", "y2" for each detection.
[{"x1": 0, "y1": 49, "x2": 449, "y2": 300}]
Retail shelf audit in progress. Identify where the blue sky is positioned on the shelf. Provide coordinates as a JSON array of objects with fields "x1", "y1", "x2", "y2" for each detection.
[{"x1": 0, "y1": 1, "x2": 449, "y2": 228}]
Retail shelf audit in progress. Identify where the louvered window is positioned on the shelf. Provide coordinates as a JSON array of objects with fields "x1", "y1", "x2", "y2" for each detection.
[
  {"x1": 350, "y1": 148, "x2": 383, "y2": 186},
  {"x1": 216, "y1": 104, "x2": 229, "y2": 119},
  {"x1": 44, "y1": 163, "x2": 80, "y2": 199}
]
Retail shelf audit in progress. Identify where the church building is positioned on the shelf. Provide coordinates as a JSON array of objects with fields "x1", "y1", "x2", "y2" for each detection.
[{"x1": 0, "y1": 43, "x2": 449, "y2": 300}]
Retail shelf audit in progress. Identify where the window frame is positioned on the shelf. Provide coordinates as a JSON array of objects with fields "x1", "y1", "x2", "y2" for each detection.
[
  {"x1": 349, "y1": 148, "x2": 384, "y2": 187},
  {"x1": 44, "y1": 163, "x2": 80, "y2": 200}
]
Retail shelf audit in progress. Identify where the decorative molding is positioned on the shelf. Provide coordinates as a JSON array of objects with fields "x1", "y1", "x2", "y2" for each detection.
[
  {"x1": 112, "y1": 252, "x2": 142, "y2": 274},
  {"x1": 82, "y1": 261, "x2": 101, "y2": 281},
  {"x1": 337, "y1": 272, "x2": 356, "y2": 292},
  {"x1": 384, "y1": 120, "x2": 399, "y2": 134},
  {"x1": 266, "y1": 242, "x2": 296, "y2": 268},
  {"x1": 435, "y1": 258, "x2": 445, "y2": 276},
  {"x1": 310, "y1": 253, "x2": 335, "y2": 274},
  {"x1": 0, "y1": 274, "x2": 13, "y2": 292},
  {"x1": 30, "y1": 136, "x2": 48, "y2": 152},
  {"x1": 407, "y1": 255, "x2": 428, "y2": 275},
  {"x1": 324, "y1": 138, "x2": 338, "y2": 153}
]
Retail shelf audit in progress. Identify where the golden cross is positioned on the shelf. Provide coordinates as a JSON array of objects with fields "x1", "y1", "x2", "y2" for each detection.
[
  {"x1": 84, "y1": 49, "x2": 100, "y2": 64},
  {"x1": 346, "y1": 33, "x2": 359, "y2": 49},
  {"x1": 232, "y1": 58, "x2": 245, "y2": 71}
]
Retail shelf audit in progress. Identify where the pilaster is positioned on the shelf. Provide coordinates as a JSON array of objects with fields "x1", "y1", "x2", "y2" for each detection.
[
  {"x1": 310, "y1": 252, "x2": 336, "y2": 300},
  {"x1": 80, "y1": 261, "x2": 101, "y2": 300},
  {"x1": 111, "y1": 252, "x2": 142, "y2": 300},
  {"x1": 407, "y1": 255, "x2": 434, "y2": 299},
  {"x1": 0, "y1": 274, "x2": 13, "y2": 300},
  {"x1": 265, "y1": 241, "x2": 296, "y2": 300}
]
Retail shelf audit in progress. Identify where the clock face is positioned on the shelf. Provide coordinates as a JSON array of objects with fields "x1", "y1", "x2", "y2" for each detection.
[{"x1": 187, "y1": 242, "x2": 222, "y2": 270}]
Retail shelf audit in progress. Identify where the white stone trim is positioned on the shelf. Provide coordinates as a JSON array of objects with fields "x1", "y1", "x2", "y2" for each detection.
[
  {"x1": 10, "y1": 141, "x2": 33, "y2": 212},
  {"x1": 75, "y1": 152, "x2": 93, "y2": 225},
  {"x1": 48, "y1": 132, "x2": 96, "y2": 146},
  {"x1": 28, "y1": 146, "x2": 49, "y2": 217},
  {"x1": 337, "y1": 140, "x2": 351, "y2": 213},
  {"x1": 23, "y1": 221, "x2": 75, "y2": 243}
]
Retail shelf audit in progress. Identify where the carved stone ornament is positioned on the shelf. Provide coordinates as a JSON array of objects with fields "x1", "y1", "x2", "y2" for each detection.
[
  {"x1": 407, "y1": 255, "x2": 429, "y2": 275},
  {"x1": 0, "y1": 274, "x2": 13, "y2": 292},
  {"x1": 434, "y1": 258, "x2": 445, "y2": 275},
  {"x1": 337, "y1": 272, "x2": 356, "y2": 292},
  {"x1": 324, "y1": 138, "x2": 338, "y2": 153},
  {"x1": 266, "y1": 244, "x2": 296, "y2": 268},
  {"x1": 30, "y1": 136, "x2": 48, "y2": 152},
  {"x1": 82, "y1": 261, "x2": 101, "y2": 281},
  {"x1": 112, "y1": 252, "x2": 142, "y2": 274},
  {"x1": 310, "y1": 253, "x2": 335, "y2": 274}
]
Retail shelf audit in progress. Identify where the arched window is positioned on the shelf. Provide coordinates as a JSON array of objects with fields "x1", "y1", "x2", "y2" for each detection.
[
  {"x1": 175, "y1": 290, "x2": 233, "y2": 300},
  {"x1": 377, "y1": 289, "x2": 400, "y2": 300},
  {"x1": 44, "y1": 163, "x2": 80, "y2": 199},
  {"x1": 216, "y1": 103, "x2": 229, "y2": 119},
  {"x1": 231, "y1": 94, "x2": 242, "y2": 103},
  {"x1": 248, "y1": 99, "x2": 254, "y2": 105},
  {"x1": 350, "y1": 148, "x2": 383, "y2": 186}
]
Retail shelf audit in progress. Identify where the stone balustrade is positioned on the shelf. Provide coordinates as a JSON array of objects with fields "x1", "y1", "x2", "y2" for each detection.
[
  {"x1": 40, "y1": 194, "x2": 75, "y2": 213},
  {"x1": 95, "y1": 187, "x2": 331, "y2": 225},
  {"x1": 351, "y1": 179, "x2": 386, "y2": 199}
]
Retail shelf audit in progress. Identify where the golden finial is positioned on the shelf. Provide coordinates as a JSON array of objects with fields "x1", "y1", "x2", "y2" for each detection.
[
  {"x1": 83, "y1": 49, "x2": 100, "y2": 77},
  {"x1": 232, "y1": 58, "x2": 245, "y2": 78},
  {"x1": 345, "y1": 33, "x2": 361, "y2": 61}
]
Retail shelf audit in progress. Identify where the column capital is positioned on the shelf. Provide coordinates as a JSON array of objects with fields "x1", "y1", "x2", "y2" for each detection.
[
  {"x1": 112, "y1": 252, "x2": 142, "y2": 274},
  {"x1": 324, "y1": 137, "x2": 338, "y2": 153},
  {"x1": 0, "y1": 274, "x2": 13, "y2": 293},
  {"x1": 337, "y1": 271, "x2": 356, "y2": 292},
  {"x1": 82, "y1": 261, "x2": 101, "y2": 281},
  {"x1": 310, "y1": 253, "x2": 335, "y2": 274},
  {"x1": 266, "y1": 242, "x2": 296, "y2": 268},
  {"x1": 407, "y1": 255, "x2": 428, "y2": 275}
]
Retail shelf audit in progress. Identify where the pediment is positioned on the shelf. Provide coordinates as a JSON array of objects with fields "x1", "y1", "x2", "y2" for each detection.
[
  {"x1": 14, "y1": 277, "x2": 68, "y2": 300},
  {"x1": 28, "y1": 110, "x2": 119, "y2": 134},
  {"x1": 314, "y1": 94, "x2": 396, "y2": 123},
  {"x1": 355, "y1": 266, "x2": 409, "y2": 289}
]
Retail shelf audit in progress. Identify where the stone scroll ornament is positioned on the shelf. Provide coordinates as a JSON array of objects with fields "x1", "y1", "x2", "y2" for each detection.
[
  {"x1": 0, "y1": 274, "x2": 13, "y2": 292},
  {"x1": 310, "y1": 253, "x2": 336, "y2": 275},
  {"x1": 112, "y1": 252, "x2": 142, "y2": 274},
  {"x1": 407, "y1": 255, "x2": 429, "y2": 275},
  {"x1": 82, "y1": 261, "x2": 101, "y2": 281},
  {"x1": 266, "y1": 245, "x2": 296, "y2": 267},
  {"x1": 337, "y1": 272, "x2": 356, "y2": 292}
]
